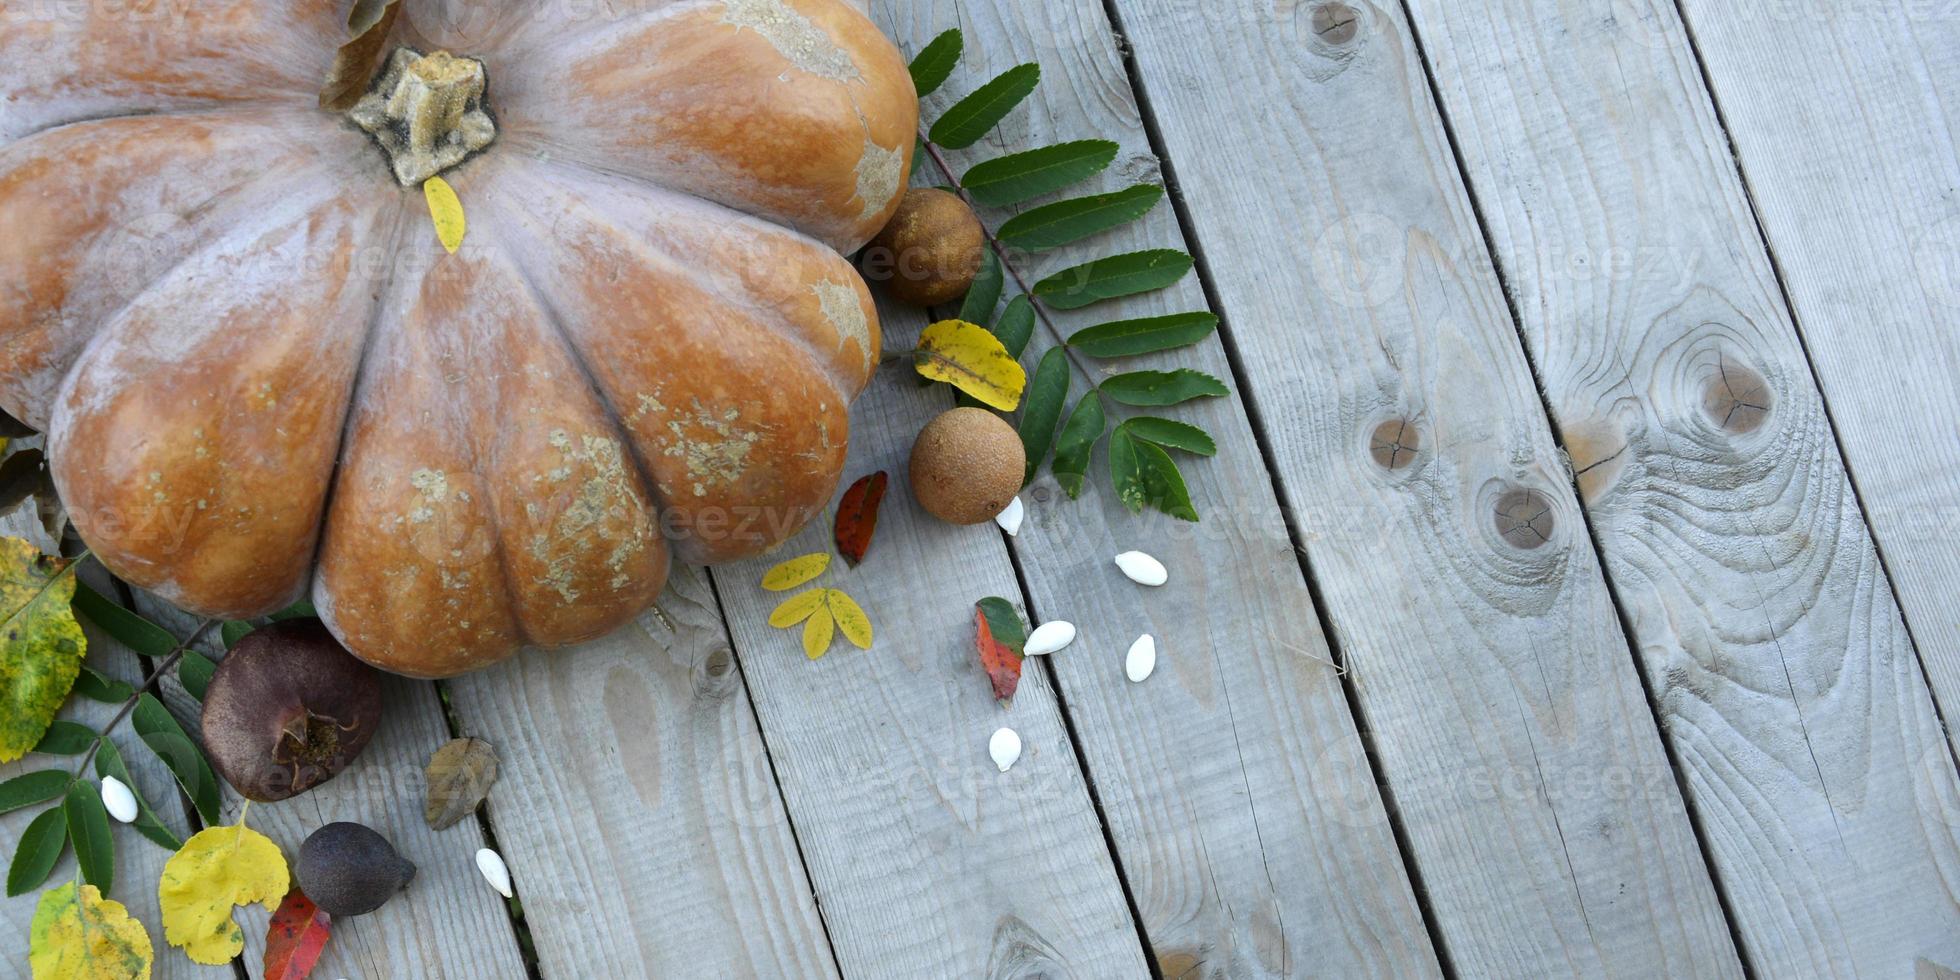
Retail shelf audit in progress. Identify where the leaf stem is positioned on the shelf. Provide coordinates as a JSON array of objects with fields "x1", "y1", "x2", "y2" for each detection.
[
  {"x1": 917, "y1": 136, "x2": 1103, "y2": 385},
  {"x1": 68, "y1": 618, "x2": 218, "y2": 784}
]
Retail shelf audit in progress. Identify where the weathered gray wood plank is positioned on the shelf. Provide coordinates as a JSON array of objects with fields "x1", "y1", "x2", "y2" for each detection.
[
  {"x1": 707, "y1": 327, "x2": 1150, "y2": 977},
  {"x1": 0, "y1": 557, "x2": 228, "y2": 979},
  {"x1": 1106, "y1": 1, "x2": 1739, "y2": 974},
  {"x1": 443, "y1": 564, "x2": 837, "y2": 979},
  {"x1": 871, "y1": 1, "x2": 1442, "y2": 975},
  {"x1": 1399, "y1": 0, "x2": 1960, "y2": 972},
  {"x1": 1675, "y1": 0, "x2": 1960, "y2": 762},
  {"x1": 136, "y1": 596, "x2": 529, "y2": 980}
]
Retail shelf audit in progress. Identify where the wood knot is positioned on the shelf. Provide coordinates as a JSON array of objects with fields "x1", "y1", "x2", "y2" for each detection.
[
  {"x1": 1494, "y1": 488, "x2": 1555, "y2": 549},
  {"x1": 1369, "y1": 418, "x2": 1420, "y2": 470},
  {"x1": 1701, "y1": 357, "x2": 1771, "y2": 433},
  {"x1": 1312, "y1": 2, "x2": 1361, "y2": 44},
  {"x1": 704, "y1": 646, "x2": 734, "y2": 678}
]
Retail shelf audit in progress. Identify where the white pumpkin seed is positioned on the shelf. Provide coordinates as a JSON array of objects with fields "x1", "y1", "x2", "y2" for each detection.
[
  {"x1": 476, "y1": 847, "x2": 513, "y2": 899},
  {"x1": 1113, "y1": 551, "x2": 1168, "y2": 586},
  {"x1": 1126, "y1": 634, "x2": 1157, "y2": 682},
  {"x1": 995, "y1": 496, "x2": 1025, "y2": 536},
  {"x1": 99, "y1": 775, "x2": 138, "y2": 824},
  {"x1": 1023, "y1": 620, "x2": 1077, "y2": 656},
  {"x1": 989, "y1": 727, "x2": 1022, "y2": 772}
]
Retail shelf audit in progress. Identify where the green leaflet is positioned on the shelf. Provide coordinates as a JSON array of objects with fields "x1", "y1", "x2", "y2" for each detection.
[
  {"x1": 974, "y1": 597, "x2": 1028, "y2": 653},
  {"x1": 71, "y1": 584, "x2": 175, "y2": 659},
  {"x1": 962, "y1": 140, "x2": 1119, "y2": 207},
  {"x1": 959, "y1": 248, "x2": 1004, "y2": 327},
  {"x1": 998, "y1": 185, "x2": 1163, "y2": 252},
  {"x1": 0, "y1": 769, "x2": 68, "y2": 815},
  {"x1": 0, "y1": 538, "x2": 84, "y2": 764},
  {"x1": 33, "y1": 720, "x2": 94, "y2": 756},
  {"x1": 7, "y1": 806, "x2": 67, "y2": 897},
  {"x1": 1018, "y1": 348, "x2": 1072, "y2": 485},
  {"x1": 993, "y1": 295, "x2": 1037, "y2": 359},
  {"x1": 270, "y1": 599, "x2": 317, "y2": 621},
  {"x1": 1051, "y1": 392, "x2": 1107, "y2": 499},
  {"x1": 178, "y1": 651, "x2": 216, "y2": 702},
  {"x1": 1100, "y1": 369, "x2": 1229, "y2": 407},
  {"x1": 908, "y1": 29, "x2": 962, "y2": 97},
  {"x1": 71, "y1": 666, "x2": 133, "y2": 705},
  {"x1": 219, "y1": 621, "x2": 253, "y2": 650},
  {"x1": 95, "y1": 736, "x2": 183, "y2": 851},
  {"x1": 1121, "y1": 417, "x2": 1218, "y2": 456},
  {"x1": 931, "y1": 63, "x2": 1040, "y2": 150},
  {"x1": 1110, "y1": 429, "x2": 1199, "y2": 521},
  {"x1": 131, "y1": 694, "x2": 220, "y2": 825},
  {"x1": 64, "y1": 781, "x2": 113, "y2": 893},
  {"x1": 1068, "y1": 312, "x2": 1219, "y2": 358},
  {"x1": 1034, "y1": 250, "x2": 1192, "y2": 310}
]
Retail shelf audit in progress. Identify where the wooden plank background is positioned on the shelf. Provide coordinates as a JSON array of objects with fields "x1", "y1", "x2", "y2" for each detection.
[
  {"x1": 1676, "y1": 0, "x2": 1960, "y2": 759},
  {"x1": 5, "y1": 0, "x2": 1960, "y2": 975},
  {"x1": 1102, "y1": 0, "x2": 1739, "y2": 974},
  {"x1": 1401, "y1": 0, "x2": 1960, "y2": 974}
]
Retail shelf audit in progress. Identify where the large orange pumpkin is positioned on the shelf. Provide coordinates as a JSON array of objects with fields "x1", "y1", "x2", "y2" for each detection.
[{"x1": 0, "y1": 0, "x2": 917, "y2": 676}]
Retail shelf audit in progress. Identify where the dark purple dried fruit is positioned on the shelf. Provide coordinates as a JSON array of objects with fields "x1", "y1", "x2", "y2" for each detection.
[
  {"x1": 200, "y1": 619, "x2": 384, "y2": 802},
  {"x1": 296, "y1": 822, "x2": 416, "y2": 917}
]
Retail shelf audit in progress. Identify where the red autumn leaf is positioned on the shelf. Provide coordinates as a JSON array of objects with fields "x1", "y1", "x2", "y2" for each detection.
[
  {"x1": 975, "y1": 606, "x2": 1024, "y2": 703},
  {"x1": 833, "y1": 471, "x2": 889, "y2": 565},
  {"x1": 264, "y1": 888, "x2": 332, "y2": 980}
]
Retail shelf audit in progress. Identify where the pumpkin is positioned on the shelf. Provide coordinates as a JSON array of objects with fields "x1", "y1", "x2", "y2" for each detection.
[{"x1": 0, "y1": 0, "x2": 918, "y2": 676}]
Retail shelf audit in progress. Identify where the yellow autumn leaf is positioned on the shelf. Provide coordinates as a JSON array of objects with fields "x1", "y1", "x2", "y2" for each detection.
[
  {"x1": 914, "y1": 320, "x2": 1026, "y2": 411},
  {"x1": 0, "y1": 535, "x2": 85, "y2": 763},
  {"x1": 159, "y1": 820, "x2": 289, "y2": 965},
  {"x1": 769, "y1": 588, "x2": 827, "y2": 627},
  {"x1": 825, "y1": 590, "x2": 873, "y2": 649},
  {"x1": 760, "y1": 552, "x2": 830, "y2": 591},
  {"x1": 802, "y1": 605, "x2": 836, "y2": 660},
  {"x1": 423, "y1": 176, "x2": 466, "y2": 253},
  {"x1": 30, "y1": 882, "x2": 153, "y2": 980}
]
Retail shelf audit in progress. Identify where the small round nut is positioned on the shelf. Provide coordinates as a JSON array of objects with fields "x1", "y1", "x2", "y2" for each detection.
[
  {"x1": 909, "y1": 407, "x2": 1024, "y2": 525},
  {"x1": 866, "y1": 188, "x2": 985, "y2": 307}
]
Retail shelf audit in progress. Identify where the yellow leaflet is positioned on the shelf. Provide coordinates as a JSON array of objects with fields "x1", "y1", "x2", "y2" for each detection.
[
  {"x1": 914, "y1": 320, "x2": 1026, "y2": 411},
  {"x1": 769, "y1": 588, "x2": 827, "y2": 628},
  {"x1": 159, "y1": 822, "x2": 289, "y2": 965},
  {"x1": 802, "y1": 605, "x2": 836, "y2": 660},
  {"x1": 760, "y1": 552, "x2": 830, "y2": 591},
  {"x1": 0, "y1": 535, "x2": 84, "y2": 763},
  {"x1": 825, "y1": 590, "x2": 873, "y2": 649},
  {"x1": 30, "y1": 882, "x2": 153, "y2": 980},
  {"x1": 423, "y1": 176, "x2": 466, "y2": 254}
]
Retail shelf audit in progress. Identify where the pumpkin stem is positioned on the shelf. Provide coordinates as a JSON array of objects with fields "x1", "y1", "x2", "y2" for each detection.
[{"x1": 349, "y1": 48, "x2": 497, "y2": 186}]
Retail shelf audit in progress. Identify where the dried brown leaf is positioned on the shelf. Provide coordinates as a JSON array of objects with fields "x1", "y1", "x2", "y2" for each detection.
[
  {"x1": 319, "y1": 0, "x2": 401, "y2": 111},
  {"x1": 423, "y1": 737, "x2": 499, "y2": 831}
]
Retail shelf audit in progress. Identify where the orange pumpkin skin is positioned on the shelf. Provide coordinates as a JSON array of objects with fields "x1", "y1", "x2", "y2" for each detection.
[{"x1": 1, "y1": 0, "x2": 916, "y2": 676}]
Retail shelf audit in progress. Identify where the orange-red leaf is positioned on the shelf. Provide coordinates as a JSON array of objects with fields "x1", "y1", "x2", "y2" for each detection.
[
  {"x1": 264, "y1": 888, "x2": 331, "y2": 980},
  {"x1": 833, "y1": 471, "x2": 889, "y2": 565},
  {"x1": 975, "y1": 606, "x2": 1024, "y2": 704}
]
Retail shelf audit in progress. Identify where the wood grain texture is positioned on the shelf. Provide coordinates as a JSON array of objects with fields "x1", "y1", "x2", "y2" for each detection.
[
  {"x1": 707, "y1": 331, "x2": 1149, "y2": 977},
  {"x1": 1674, "y1": 0, "x2": 1960, "y2": 758},
  {"x1": 0, "y1": 546, "x2": 228, "y2": 980},
  {"x1": 443, "y1": 564, "x2": 838, "y2": 979},
  {"x1": 872, "y1": 1, "x2": 1442, "y2": 975},
  {"x1": 1400, "y1": 0, "x2": 1960, "y2": 972},
  {"x1": 1106, "y1": 1, "x2": 1738, "y2": 974},
  {"x1": 134, "y1": 595, "x2": 529, "y2": 980}
]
